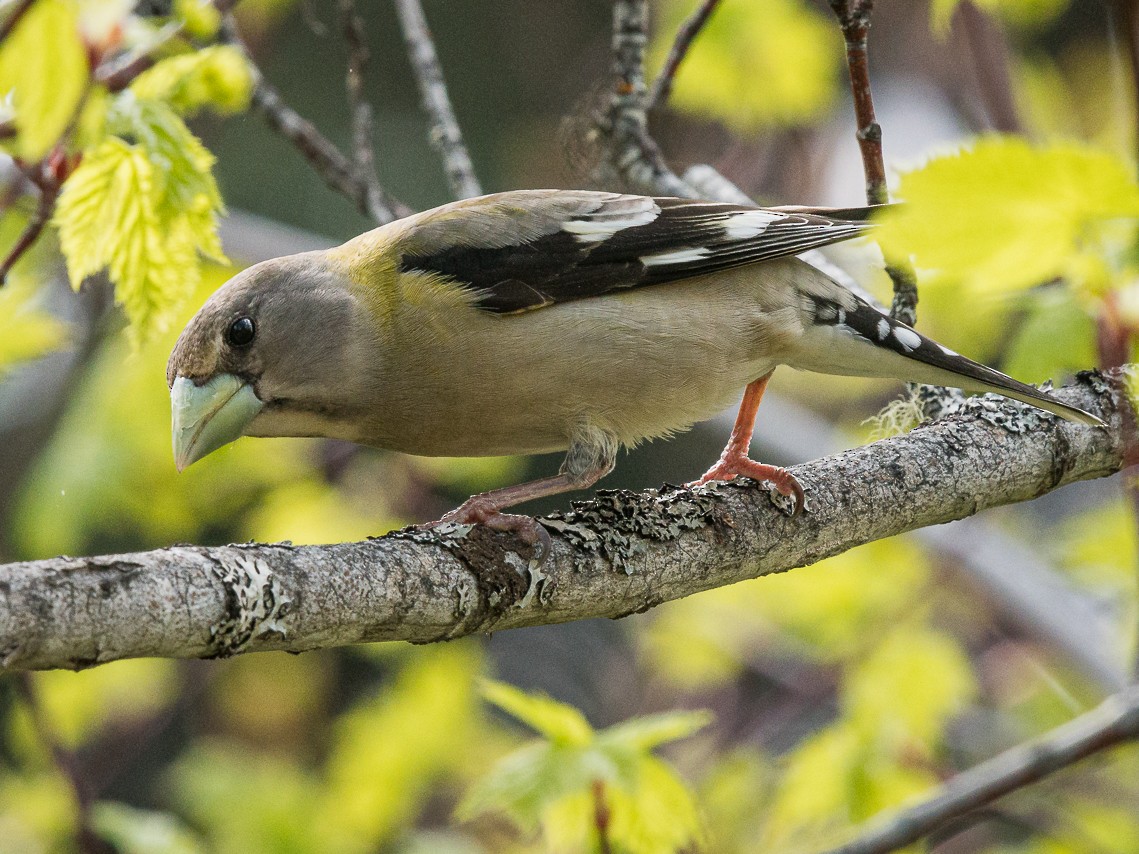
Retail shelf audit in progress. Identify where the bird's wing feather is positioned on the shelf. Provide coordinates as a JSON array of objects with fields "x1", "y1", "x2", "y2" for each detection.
[{"x1": 394, "y1": 190, "x2": 877, "y2": 314}]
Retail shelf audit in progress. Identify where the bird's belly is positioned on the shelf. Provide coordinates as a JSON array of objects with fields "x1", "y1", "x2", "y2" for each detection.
[{"x1": 364, "y1": 276, "x2": 789, "y2": 459}]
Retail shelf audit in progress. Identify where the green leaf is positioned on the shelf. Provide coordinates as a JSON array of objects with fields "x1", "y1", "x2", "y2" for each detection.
[
  {"x1": 845, "y1": 625, "x2": 977, "y2": 748},
  {"x1": 54, "y1": 97, "x2": 228, "y2": 340},
  {"x1": 175, "y1": 0, "x2": 222, "y2": 39},
  {"x1": 0, "y1": 0, "x2": 88, "y2": 160},
  {"x1": 599, "y1": 710, "x2": 712, "y2": 753},
  {"x1": 480, "y1": 680, "x2": 594, "y2": 746},
  {"x1": 875, "y1": 136, "x2": 1139, "y2": 297},
  {"x1": 650, "y1": 0, "x2": 839, "y2": 131},
  {"x1": 465, "y1": 684, "x2": 709, "y2": 853},
  {"x1": 130, "y1": 46, "x2": 253, "y2": 117},
  {"x1": 91, "y1": 803, "x2": 206, "y2": 854}
]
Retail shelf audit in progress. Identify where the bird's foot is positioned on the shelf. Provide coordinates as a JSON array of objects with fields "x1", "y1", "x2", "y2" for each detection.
[
  {"x1": 427, "y1": 495, "x2": 553, "y2": 556},
  {"x1": 689, "y1": 454, "x2": 805, "y2": 516}
]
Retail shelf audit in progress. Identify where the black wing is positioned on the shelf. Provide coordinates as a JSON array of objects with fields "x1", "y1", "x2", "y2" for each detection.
[{"x1": 396, "y1": 191, "x2": 879, "y2": 314}]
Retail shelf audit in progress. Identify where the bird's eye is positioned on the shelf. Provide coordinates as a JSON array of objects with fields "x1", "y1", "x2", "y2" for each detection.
[{"x1": 225, "y1": 316, "x2": 256, "y2": 347}]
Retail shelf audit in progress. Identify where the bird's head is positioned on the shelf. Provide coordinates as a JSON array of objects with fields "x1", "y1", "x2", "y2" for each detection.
[{"x1": 166, "y1": 252, "x2": 374, "y2": 471}]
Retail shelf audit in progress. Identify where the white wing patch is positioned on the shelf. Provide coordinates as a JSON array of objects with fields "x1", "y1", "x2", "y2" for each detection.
[
  {"x1": 723, "y1": 209, "x2": 785, "y2": 240},
  {"x1": 640, "y1": 247, "x2": 713, "y2": 266},
  {"x1": 876, "y1": 317, "x2": 890, "y2": 341},
  {"x1": 892, "y1": 326, "x2": 922, "y2": 352},
  {"x1": 562, "y1": 208, "x2": 660, "y2": 243}
]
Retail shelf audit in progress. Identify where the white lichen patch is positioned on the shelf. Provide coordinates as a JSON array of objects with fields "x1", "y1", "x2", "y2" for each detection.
[{"x1": 209, "y1": 553, "x2": 293, "y2": 656}]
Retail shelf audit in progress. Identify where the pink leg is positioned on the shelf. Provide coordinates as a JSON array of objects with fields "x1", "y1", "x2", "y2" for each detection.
[
  {"x1": 689, "y1": 372, "x2": 805, "y2": 514},
  {"x1": 435, "y1": 473, "x2": 589, "y2": 543}
]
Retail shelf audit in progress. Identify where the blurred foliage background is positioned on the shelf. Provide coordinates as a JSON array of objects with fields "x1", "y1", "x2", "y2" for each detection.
[{"x1": 2, "y1": 0, "x2": 1139, "y2": 851}]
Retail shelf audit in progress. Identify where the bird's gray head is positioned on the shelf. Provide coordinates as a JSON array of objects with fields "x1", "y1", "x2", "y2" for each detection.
[{"x1": 166, "y1": 252, "x2": 372, "y2": 470}]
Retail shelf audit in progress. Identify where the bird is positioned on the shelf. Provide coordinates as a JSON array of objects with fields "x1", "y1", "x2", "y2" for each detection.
[{"x1": 167, "y1": 190, "x2": 1103, "y2": 539}]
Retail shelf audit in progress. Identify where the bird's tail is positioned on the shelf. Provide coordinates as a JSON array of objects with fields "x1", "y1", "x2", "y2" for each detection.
[{"x1": 792, "y1": 293, "x2": 1104, "y2": 427}]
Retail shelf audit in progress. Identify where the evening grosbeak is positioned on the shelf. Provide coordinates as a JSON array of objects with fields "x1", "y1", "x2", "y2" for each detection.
[{"x1": 167, "y1": 190, "x2": 1103, "y2": 536}]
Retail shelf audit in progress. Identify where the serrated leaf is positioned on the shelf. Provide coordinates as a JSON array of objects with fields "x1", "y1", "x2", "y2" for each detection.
[
  {"x1": 876, "y1": 136, "x2": 1139, "y2": 297},
  {"x1": 481, "y1": 680, "x2": 594, "y2": 746},
  {"x1": 54, "y1": 97, "x2": 228, "y2": 341},
  {"x1": 651, "y1": 0, "x2": 838, "y2": 131},
  {"x1": 0, "y1": 0, "x2": 88, "y2": 160},
  {"x1": 130, "y1": 46, "x2": 253, "y2": 117}
]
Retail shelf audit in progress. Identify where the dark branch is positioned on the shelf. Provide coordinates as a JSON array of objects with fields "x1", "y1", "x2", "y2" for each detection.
[
  {"x1": 0, "y1": 0, "x2": 36, "y2": 46},
  {"x1": 826, "y1": 682, "x2": 1139, "y2": 854},
  {"x1": 827, "y1": 0, "x2": 918, "y2": 327},
  {"x1": 392, "y1": 0, "x2": 482, "y2": 199},
  {"x1": 338, "y1": 0, "x2": 395, "y2": 223},
  {"x1": 219, "y1": 14, "x2": 407, "y2": 223},
  {"x1": 647, "y1": 0, "x2": 721, "y2": 110},
  {"x1": 0, "y1": 166, "x2": 59, "y2": 286}
]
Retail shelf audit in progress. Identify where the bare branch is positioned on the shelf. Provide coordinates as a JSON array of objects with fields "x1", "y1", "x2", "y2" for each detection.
[
  {"x1": 827, "y1": 0, "x2": 919, "y2": 327},
  {"x1": 646, "y1": 0, "x2": 721, "y2": 110},
  {"x1": 0, "y1": 373, "x2": 1126, "y2": 672},
  {"x1": 0, "y1": 170, "x2": 57, "y2": 285},
  {"x1": 392, "y1": 0, "x2": 482, "y2": 199},
  {"x1": 596, "y1": 0, "x2": 697, "y2": 196},
  {"x1": 338, "y1": 0, "x2": 392, "y2": 223},
  {"x1": 953, "y1": 1, "x2": 1022, "y2": 133},
  {"x1": 0, "y1": 0, "x2": 36, "y2": 46},
  {"x1": 825, "y1": 682, "x2": 1139, "y2": 854},
  {"x1": 219, "y1": 14, "x2": 407, "y2": 223}
]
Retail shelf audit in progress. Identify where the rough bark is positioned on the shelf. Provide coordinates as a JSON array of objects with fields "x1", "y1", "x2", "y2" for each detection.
[{"x1": 0, "y1": 372, "x2": 1126, "y2": 672}]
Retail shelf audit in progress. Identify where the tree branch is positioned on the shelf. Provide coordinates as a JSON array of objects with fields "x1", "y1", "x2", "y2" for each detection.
[
  {"x1": 0, "y1": 0, "x2": 36, "y2": 46},
  {"x1": 595, "y1": 0, "x2": 697, "y2": 197},
  {"x1": 392, "y1": 0, "x2": 482, "y2": 199},
  {"x1": 0, "y1": 373, "x2": 1126, "y2": 672},
  {"x1": 338, "y1": 0, "x2": 390, "y2": 222},
  {"x1": 219, "y1": 14, "x2": 408, "y2": 223},
  {"x1": 827, "y1": 0, "x2": 918, "y2": 327},
  {"x1": 646, "y1": 0, "x2": 721, "y2": 110},
  {"x1": 825, "y1": 682, "x2": 1139, "y2": 854}
]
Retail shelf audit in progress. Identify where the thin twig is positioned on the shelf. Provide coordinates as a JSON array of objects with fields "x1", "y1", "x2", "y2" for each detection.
[
  {"x1": 595, "y1": 0, "x2": 697, "y2": 196},
  {"x1": 337, "y1": 0, "x2": 392, "y2": 224},
  {"x1": 219, "y1": 14, "x2": 406, "y2": 223},
  {"x1": 954, "y1": 1, "x2": 1022, "y2": 133},
  {"x1": 16, "y1": 674, "x2": 113, "y2": 854},
  {"x1": 824, "y1": 683, "x2": 1139, "y2": 854},
  {"x1": 96, "y1": 21, "x2": 184, "y2": 92},
  {"x1": 827, "y1": 0, "x2": 918, "y2": 327},
  {"x1": 392, "y1": 0, "x2": 482, "y2": 199},
  {"x1": 0, "y1": 0, "x2": 36, "y2": 45},
  {"x1": 647, "y1": 0, "x2": 721, "y2": 110},
  {"x1": 0, "y1": 163, "x2": 59, "y2": 286},
  {"x1": 592, "y1": 780, "x2": 613, "y2": 854}
]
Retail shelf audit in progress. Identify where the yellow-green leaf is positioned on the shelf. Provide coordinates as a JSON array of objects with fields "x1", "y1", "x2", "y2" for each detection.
[
  {"x1": 651, "y1": 0, "x2": 838, "y2": 131},
  {"x1": 600, "y1": 710, "x2": 712, "y2": 753},
  {"x1": 845, "y1": 625, "x2": 977, "y2": 748},
  {"x1": 91, "y1": 803, "x2": 206, "y2": 854},
  {"x1": 875, "y1": 136, "x2": 1139, "y2": 297},
  {"x1": 0, "y1": 0, "x2": 88, "y2": 160},
  {"x1": 176, "y1": 0, "x2": 222, "y2": 39},
  {"x1": 130, "y1": 45, "x2": 253, "y2": 117},
  {"x1": 481, "y1": 680, "x2": 593, "y2": 746}
]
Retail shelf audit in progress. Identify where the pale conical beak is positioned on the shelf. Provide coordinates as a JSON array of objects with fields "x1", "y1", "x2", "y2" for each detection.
[{"x1": 171, "y1": 374, "x2": 264, "y2": 472}]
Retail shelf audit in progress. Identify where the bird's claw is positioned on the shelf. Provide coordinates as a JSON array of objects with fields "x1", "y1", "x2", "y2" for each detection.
[
  {"x1": 425, "y1": 497, "x2": 553, "y2": 562},
  {"x1": 689, "y1": 455, "x2": 805, "y2": 516}
]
